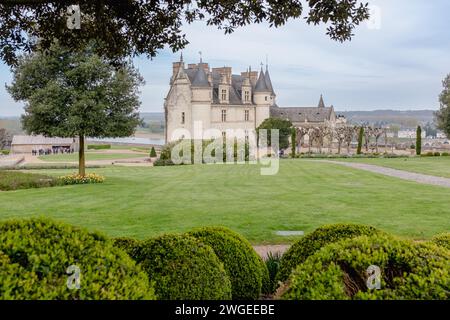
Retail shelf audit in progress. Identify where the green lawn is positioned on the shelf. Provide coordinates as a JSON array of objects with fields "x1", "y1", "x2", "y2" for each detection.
[
  {"x1": 0, "y1": 160, "x2": 449, "y2": 244},
  {"x1": 336, "y1": 156, "x2": 450, "y2": 178},
  {"x1": 38, "y1": 152, "x2": 145, "y2": 162}
]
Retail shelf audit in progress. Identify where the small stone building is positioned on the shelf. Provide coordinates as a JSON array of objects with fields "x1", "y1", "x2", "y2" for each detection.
[{"x1": 11, "y1": 135, "x2": 79, "y2": 154}]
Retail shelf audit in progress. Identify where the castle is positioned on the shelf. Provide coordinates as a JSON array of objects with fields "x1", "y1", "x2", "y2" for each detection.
[{"x1": 164, "y1": 55, "x2": 342, "y2": 143}]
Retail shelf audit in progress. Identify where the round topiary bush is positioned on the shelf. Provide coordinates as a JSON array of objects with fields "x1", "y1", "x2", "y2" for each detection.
[
  {"x1": 133, "y1": 234, "x2": 232, "y2": 300},
  {"x1": 281, "y1": 235, "x2": 450, "y2": 300},
  {"x1": 431, "y1": 232, "x2": 450, "y2": 250},
  {"x1": 113, "y1": 237, "x2": 141, "y2": 257},
  {"x1": 0, "y1": 218, "x2": 155, "y2": 300},
  {"x1": 277, "y1": 224, "x2": 382, "y2": 283},
  {"x1": 188, "y1": 226, "x2": 268, "y2": 299}
]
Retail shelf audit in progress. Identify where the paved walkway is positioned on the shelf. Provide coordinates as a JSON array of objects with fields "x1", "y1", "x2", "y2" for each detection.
[
  {"x1": 253, "y1": 245, "x2": 290, "y2": 259},
  {"x1": 320, "y1": 160, "x2": 450, "y2": 188}
]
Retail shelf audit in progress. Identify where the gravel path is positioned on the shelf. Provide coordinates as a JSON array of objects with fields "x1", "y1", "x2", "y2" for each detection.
[{"x1": 320, "y1": 160, "x2": 450, "y2": 188}]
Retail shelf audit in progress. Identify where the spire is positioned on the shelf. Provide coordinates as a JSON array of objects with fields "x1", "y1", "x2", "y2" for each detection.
[
  {"x1": 318, "y1": 94, "x2": 325, "y2": 108},
  {"x1": 180, "y1": 51, "x2": 183, "y2": 62},
  {"x1": 264, "y1": 65, "x2": 275, "y2": 95},
  {"x1": 254, "y1": 66, "x2": 270, "y2": 93}
]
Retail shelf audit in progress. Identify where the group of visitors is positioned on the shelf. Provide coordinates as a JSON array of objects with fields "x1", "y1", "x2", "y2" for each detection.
[{"x1": 31, "y1": 146, "x2": 74, "y2": 156}]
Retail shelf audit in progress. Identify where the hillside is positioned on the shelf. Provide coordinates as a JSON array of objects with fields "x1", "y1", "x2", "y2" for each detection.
[{"x1": 338, "y1": 110, "x2": 436, "y2": 128}]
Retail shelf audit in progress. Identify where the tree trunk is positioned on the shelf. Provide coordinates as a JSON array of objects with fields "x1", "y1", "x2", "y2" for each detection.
[
  {"x1": 338, "y1": 142, "x2": 341, "y2": 154},
  {"x1": 79, "y1": 135, "x2": 86, "y2": 176}
]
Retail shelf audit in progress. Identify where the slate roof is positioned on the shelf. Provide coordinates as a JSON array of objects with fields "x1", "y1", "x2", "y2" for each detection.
[
  {"x1": 264, "y1": 68, "x2": 275, "y2": 95},
  {"x1": 254, "y1": 68, "x2": 270, "y2": 93},
  {"x1": 11, "y1": 135, "x2": 76, "y2": 145},
  {"x1": 191, "y1": 63, "x2": 210, "y2": 87},
  {"x1": 270, "y1": 106, "x2": 333, "y2": 123}
]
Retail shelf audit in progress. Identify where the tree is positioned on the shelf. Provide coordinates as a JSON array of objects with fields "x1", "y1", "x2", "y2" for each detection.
[
  {"x1": 357, "y1": 126, "x2": 364, "y2": 154},
  {"x1": 291, "y1": 127, "x2": 296, "y2": 158},
  {"x1": 416, "y1": 126, "x2": 422, "y2": 156},
  {"x1": 343, "y1": 126, "x2": 356, "y2": 154},
  {"x1": 435, "y1": 74, "x2": 450, "y2": 138},
  {"x1": 7, "y1": 43, "x2": 143, "y2": 176},
  {"x1": 0, "y1": 128, "x2": 12, "y2": 150},
  {"x1": 335, "y1": 127, "x2": 346, "y2": 155},
  {"x1": 256, "y1": 118, "x2": 293, "y2": 150},
  {"x1": 0, "y1": 1, "x2": 370, "y2": 66},
  {"x1": 150, "y1": 146, "x2": 157, "y2": 158}
]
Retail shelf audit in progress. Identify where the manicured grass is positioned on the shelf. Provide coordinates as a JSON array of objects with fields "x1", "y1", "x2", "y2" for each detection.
[
  {"x1": 0, "y1": 160, "x2": 449, "y2": 244},
  {"x1": 38, "y1": 152, "x2": 145, "y2": 162},
  {"x1": 0, "y1": 170, "x2": 58, "y2": 191},
  {"x1": 336, "y1": 156, "x2": 450, "y2": 178}
]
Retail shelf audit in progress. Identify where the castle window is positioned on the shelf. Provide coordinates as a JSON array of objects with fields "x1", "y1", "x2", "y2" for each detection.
[
  {"x1": 222, "y1": 131, "x2": 226, "y2": 141},
  {"x1": 245, "y1": 130, "x2": 249, "y2": 142},
  {"x1": 265, "y1": 96, "x2": 268, "y2": 101},
  {"x1": 244, "y1": 109, "x2": 249, "y2": 122},
  {"x1": 221, "y1": 89, "x2": 227, "y2": 101},
  {"x1": 221, "y1": 109, "x2": 227, "y2": 122},
  {"x1": 181, "y1": 112, "x2": 185, "y2": 124},
  {"x1": 244, "y1": 91, "x2": 250, "y2": 102}
]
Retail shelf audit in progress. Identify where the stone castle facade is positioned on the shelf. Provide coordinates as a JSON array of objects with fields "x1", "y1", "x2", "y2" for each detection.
[{"x1": 164, "y1": 55, "x2": 342, "y2": 143}]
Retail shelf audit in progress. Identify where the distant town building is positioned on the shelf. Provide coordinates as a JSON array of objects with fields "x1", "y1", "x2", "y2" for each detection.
[
  {"x1": 164, "y1": 55, "x2": 343, "y2": 142},
  {"x1": 11, "y1": 135, "x2": 78, "y2": 154}
]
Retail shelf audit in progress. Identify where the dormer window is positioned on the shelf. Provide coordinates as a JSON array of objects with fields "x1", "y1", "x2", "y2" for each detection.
[
  {"x1": 221, "y1": 89, "x2": 227, "y2": 101},
  {"x1": 244, "y1": 109, "x2": 249, "y2": 121},
  {"x1": 244, "y1": 91, "x2": 250, "y2": 102}
]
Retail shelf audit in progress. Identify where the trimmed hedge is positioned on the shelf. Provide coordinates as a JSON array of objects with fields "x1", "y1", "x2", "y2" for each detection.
[
  {"x1": 87, "y1": 144, "x2": 111, "y2": 150},
  {"x1": 113, "y1": 237, "x2": 141, "y2": 257},
  {"x1": 131, "y1": 234, "x2": 232, "y2": 300},
  {"x1": 188, "y1": 226, "x2": 267, "y2": 299},
  {"x1": 0, "y1": 170, "x2": 59, "y2": 191},
  {"x1": 277, "y1": 224, "x2": 382, "y2": 283},
  {"x1": 281, "y1": 235, "x2": 450, "y2": 300},
  {"x1": 0, "y1": 219, "x2": 154, "y2": 300},
  {"x1": 431, "y1": 233, "x2": 450, "y2": 250}
]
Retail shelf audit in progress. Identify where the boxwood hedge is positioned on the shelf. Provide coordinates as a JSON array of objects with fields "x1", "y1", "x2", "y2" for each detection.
[
  {"x1": 188, "y1": 226, "x2": 268, "y2": 299},
  {"x1": 281, "y1": 235, "x2": 450, "y2": 300},
  {"x1": 0, "y1": 219, "x2": 154, "y2": 300},
  {"x1": 131, "y1": 234, "x2": 232, "y2": 300},
  {"x1": 431, "y1": 233, "x2": 450, "y2": 250},
  {"x1": 277, "y1": 224, "x2": 382, "y2": 283}
]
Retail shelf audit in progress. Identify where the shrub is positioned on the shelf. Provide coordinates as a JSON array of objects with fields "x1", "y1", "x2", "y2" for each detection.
[
  {"x1": 264, "y1": 251, "x2": 283, "y2": 294},
  {"x1": 0, "y1": 170, "x2": 59, "y2": 191},
  {"x1": 434, "y1": 152, "x2": 441, "y2": 157},
  {"x1": 113, "y1": 237, "x2": 141, "y2": 257},
  {"x1": 357, "y1": 127, "x2": 364, "y2": 155},
  {"x1": 131, "y1": 234, "x2": 232, "y2": 300},
  {"x1": 153, "y1": 158, "x2": 174, "y2": 166},
  {"x1": 58, "y1": 173, "x2": 105, "y2": 185},
  {"x1": 442, "y1": 152, "x2": 449, "y2": 156},
  {"x1": 416, "y1": 126, "x2": 422, "y2": 155},
  {"x1": 1, "y1": 150, "x2": 10, "y2": 155},
  {"x1": 150, "y1": 146, "x2": 157, "y2": 158},
  {"x1": 87, "y1": 144, "x2": 111, "y2": 150},
  {"x1": 281, "y1": 235, "x2": 449, "y2": 300},
  {"x1": 188, "y1": 226, "x2": 266, "y2": 299},
  {"x1": 431, "y1": 233, "x2": 450, "y2": 250},
  {"x1": 0, "y1": 218, "x2": 154, "y2": 299},
  {"x1": 277, "y1": 224, "x2": 382, "y2": 283}
]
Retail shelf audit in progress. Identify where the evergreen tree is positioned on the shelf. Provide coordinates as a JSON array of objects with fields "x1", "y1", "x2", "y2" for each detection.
[
  {"x1": 291, "y1": 128, "x2": 297, "y2": 158},
  {"x1": 416, "y1": 126, "x2": 422, "y2": 156},
  {"x1": 150, "y1": 146, "x2": 157, "y2": 158},
  {"x1": 357, "y1": 126, "x2": 364, "y2": 155}
]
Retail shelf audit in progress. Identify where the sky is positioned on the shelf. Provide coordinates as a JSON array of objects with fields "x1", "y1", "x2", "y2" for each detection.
[{"x1": 0, "y1": 0, "x2": 449, "y2": 117}]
